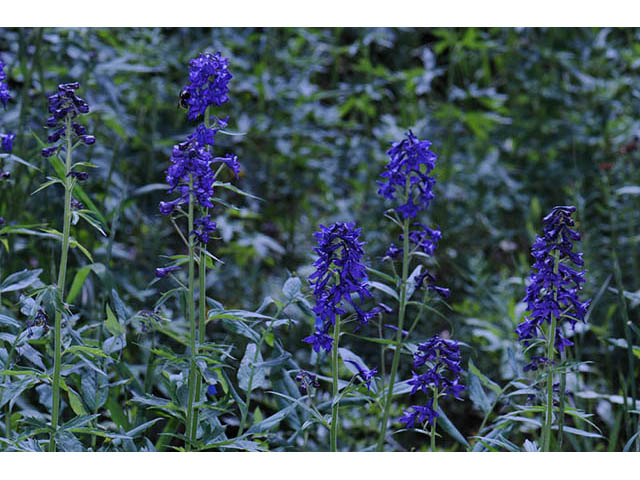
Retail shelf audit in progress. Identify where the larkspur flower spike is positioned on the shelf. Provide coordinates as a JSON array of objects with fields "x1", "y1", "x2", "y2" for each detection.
[
  {"x1": 42, "y1": 82, "x2": 94, "y2": 158},
  {"x1": 302, "y1": 222, "x2": 374, "y2": 353},
  {"x1": 0, "y1": 59, "x2": 10, "y2": 108},
  {"x1": 400, "y1": 335, "x2": 464, "y2": 428},
  {"x1": 515, "y1": 205, "x2": 590, "y2": 367},
  {"x1": 378, "y1": 130, "x2": 438, "y2": 220},
  {"x1": 182, "y1": 52, "x2": 233, "y2": 121}
]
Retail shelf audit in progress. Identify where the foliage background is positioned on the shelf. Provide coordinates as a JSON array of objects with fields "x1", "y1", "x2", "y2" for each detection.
[{"x1": 0, "y1": 27, "x2": 639, "y2": 451}]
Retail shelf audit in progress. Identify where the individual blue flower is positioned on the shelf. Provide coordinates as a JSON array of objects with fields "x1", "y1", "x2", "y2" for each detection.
[
  {"x1": 515, "y1": 206, "x2": 590, "y2": 362},
  {"x1": 182, "y1": 52, "x2": 233, "y2": 121},
  {"x1": 344, "y1": 360, "x2": 377, "y2": 391},
  {"x1": 399, "y1": 404, "x2": 439, "y2": 429},
  {"x1": 407, "y1": 224, "x2": 441, "y2": 256},
  {"x1": 378, "y1": 130, "x2": 437, "y2": 220},
  {"x1": 303, "y1": 222, "x2": 375, "y2": 353},
  {"x1": 0, "y1": 59, "x2": 10, "y2": 108},
  {"x1": 192, "y1": 214, "x2": 217, "y2": 244},
  {"x1": 302, "y1": 329, "x2": 333, "y2": 353},
  {"x1": 1, "y1": 131, "x2": 15, "y2": 152},
  {"x1": 41, "y1": 82, "x2": 94, "y2": 157},
  {"x1": 155, "y1": 265, "x2": 182, "y2": 278},
  {"x1": 295, "y1": 370, "x2": 320, "y2": 394}
]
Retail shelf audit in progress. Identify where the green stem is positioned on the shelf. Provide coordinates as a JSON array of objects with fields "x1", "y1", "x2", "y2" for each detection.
[
  {"x1": 191, "y1": 109, "x2": 213, "y2": 438},
  {"x1": 330, "y1": 314, "x2": 341, "y2": 452},
  {"x1": 49, "y1": 117, "x2": 74, "y2": 452},
  {"x1": 542, "y1": 249, "x2": 560, "y2": 452},
  {"x1": 558, "y1": 350, "x2": 566, "y2": 450},
  {"x1": 431, "y1": 390, "x2": 438, "y2": 452},
  {"x1": 190, "y1": 247, "x2": 207, "y2": 439},
  {"x1": 376, "y1": 214, "x2": 410, "y2": 451},
  {"x1": 184, "y1": 176, "x2": 197, "y2": 451}
]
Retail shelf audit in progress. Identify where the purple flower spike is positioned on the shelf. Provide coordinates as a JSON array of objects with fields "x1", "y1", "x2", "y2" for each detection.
[
  {"x1": 400, "y1": 335, "x2": 464, "y2": 429},
  {"x1": 378, "y1": 130, "x2": 438, "y2": 220},
  {"x1": 182, "y1": 52, "x2": 233, "y2": 121},
  {"x1": 42, "y1": 82, "x2": 93, "y2": 158},
  {"x1": 303, "y1": 222, "x2": 378, "y2": 353},
  {"x1": 516, "y1": 206, "x2": 590, "y2": 369}
]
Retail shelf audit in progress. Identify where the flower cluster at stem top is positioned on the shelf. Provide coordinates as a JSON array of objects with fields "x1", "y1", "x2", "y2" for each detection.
[
  {"x1": 515, "y1": 205, "x2": 590, "y2": 369},
  {"x1": 41, "y1": 82, "x2": 95, "y2": 158},
  {"x1": 303, "y1": 221, "x2": 374, "y2": 353}
]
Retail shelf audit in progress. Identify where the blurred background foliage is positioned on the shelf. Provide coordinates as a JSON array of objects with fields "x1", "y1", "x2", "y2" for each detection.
[{"x1": 0, "y1": 27, "x2": 639, "y2": 451}]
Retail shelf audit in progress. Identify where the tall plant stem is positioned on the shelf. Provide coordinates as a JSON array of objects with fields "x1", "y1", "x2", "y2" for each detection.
[
  {"x1": 430, "y1": 390, "x2": 439, "y2": 451},
  {"x1": 376, "y1": 214, "x2": 410, "y2": 452},
  {"x1": 190, "y1": 247, "x2": 207, "y2": 438},
  {"x1": 49, "y1": 117, "x2": 73, "y2": 452},
  {"x1": 330, "y1": 314, "x2": 341, "y2": 452},
  {"x1": 184, "y1": 176, "x2": 197, "y2": 451},
  {"x1": 190, "y1": 109, "x2": 213, "y2": 438},
  {"x1": 542, "y1": 249, "x2": 560, "y2": 452}
]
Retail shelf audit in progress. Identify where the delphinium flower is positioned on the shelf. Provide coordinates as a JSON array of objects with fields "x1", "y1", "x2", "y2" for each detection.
[
  {"x1": 377, "y1": 130, "x2": 437, "y2": 220},
  {"x1": 376, "y1": 130, "x2": 450, "y2": 451},
  {"x1": 400, "y1": 335, "x2": 464, "y2": 448},
  {"x1": 1, "y1": 132, "x2": 15, "y2": 153},
  {"x1": 181, "y1": 52, "x2": 232, "y2": 121},
  {"x1": 303, "y1": 221, "x2": 373, "y2": 353},
  {"x1": 295, "y1": 369, "x2": 320, "y2": 394},
  {"x1": 344, "y1": 359, "x2": 377, "y2": 391},
  {"x1": 41, "y1": 82, "x2": 95, "y2": 159},
  {"x1": 516, "y1": 206, "x2": 589, "y2": 354},
  {"x1": 157, "y1": 52, "x2": 239, "y2": 451},
  {"x1": 0, "y1": 59, "x2": 10, "y2": 108},
  {"x1": 1, "y1": 61, "x2": 14, "y2": 170},
  {"x1": 514, "y1": 205, "x2": 590, "y2": 451},
  {"x1": 302, "y1": 221, "x2": 379, "y2": 452},
  {"x1": 34, "y1": 81, "x2": 95, "y2": 452}
]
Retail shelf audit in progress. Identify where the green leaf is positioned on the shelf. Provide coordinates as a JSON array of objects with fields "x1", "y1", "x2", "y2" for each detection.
[
  {"x1": 105, "y1": 303, "x2": 124, "y2": 337},
  {"x1": 405, "y1": 265, "x2": 423, "y2": 301},
  {"x1": 0, "y1": 269, "x2": 43, "y2": 293},
  {"x1": 67, "y1": 387, "x2": 88, "y2": 416},
  {"x1": 436, "y1": 405, "x2": 470, "y2": 448},
  {"x1": 67, "y1": 265, "x2": 92, "y2": 303},
  {"x1": 65, "y1": 345, "x2": 109, "y2": 359},
  {"x1": 238, "y1": 343, "x2": 269, "y2": 392},
  {"x1": 247, "y1": 404, "x2": 295, "y2": 434},
  {"x1": 76, "y1": 211, "x2": 107, "y2": 237},
  {"x1": 31, "y1": 177, "x2": 63, "y2": 195},
  {"x1": 368, "y1": 281, "x2": 398, "y2": 300},
  {"x1": 282, "y1": 276, "x2": 302, "y2": 300},
  {"x1": 468, "y1": 359, "x2": 502, "y2": 394},
  {"x1": 467, "y1": 370, "x2": 491, "y2": 414}
]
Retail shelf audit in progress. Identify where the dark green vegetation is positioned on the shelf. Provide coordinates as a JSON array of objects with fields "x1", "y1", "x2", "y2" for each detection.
[{"x1": 0, "y1": 27, "x2": 639, "y2": 451}]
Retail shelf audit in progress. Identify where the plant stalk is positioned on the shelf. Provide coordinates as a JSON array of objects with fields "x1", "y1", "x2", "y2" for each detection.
[
  {"x1": 376, "y1": 213, "x2": 410, "y2": 451},
  {"x1": 542, "y1": 249, "x2": 560, "y2": 452},
  {"x1": 330, "y1": 314, "x2": 341, "y2": 452},
  {"x1": 184, "y1": 176, "x2": 197, "y2": 451},
  {"x1": 49, "y1": 117, "x2": 73, "y2": 452}
]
